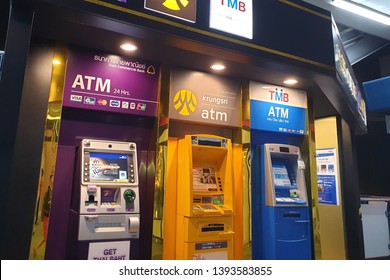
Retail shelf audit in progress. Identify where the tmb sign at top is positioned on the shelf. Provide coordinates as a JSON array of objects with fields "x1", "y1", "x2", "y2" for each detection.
[
  {"x1": 144, "y1": 0, "x2": 197, "y2": 23},
  {"x1": 210, "y1": 0, "x2": 253, "y2": 39}
]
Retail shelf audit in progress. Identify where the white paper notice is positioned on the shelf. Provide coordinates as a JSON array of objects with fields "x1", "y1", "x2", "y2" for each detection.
[{"x1": 88, "y1": 241, "x2": 130, "y2": 260}]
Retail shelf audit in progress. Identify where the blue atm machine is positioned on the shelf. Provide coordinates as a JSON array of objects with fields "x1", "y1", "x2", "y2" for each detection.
[{"x1": 252, "y1": 143, "x2": 311, "y2": 260}]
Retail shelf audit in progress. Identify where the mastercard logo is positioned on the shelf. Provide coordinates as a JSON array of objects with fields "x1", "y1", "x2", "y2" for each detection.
[
  {"x1": 98, "y1": 99, "x2": 107, "y2": 106},
  {"x1": 173, "y1": 89, "x2": 197, "y2": 116}
]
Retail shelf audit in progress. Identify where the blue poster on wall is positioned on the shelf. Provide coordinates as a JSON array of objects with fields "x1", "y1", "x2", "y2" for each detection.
[
  {"x1": 249, "y1": 81, "x2": 307, "y2": 134},
  {"x1": 316, "y1": 148, "x2": 339, "y2": 205},
  {"x1": 317, "y1": 174, "x2": 337, "y2": 205}
]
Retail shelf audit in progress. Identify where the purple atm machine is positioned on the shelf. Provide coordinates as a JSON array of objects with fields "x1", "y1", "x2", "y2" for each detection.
[
  {"x1": 43, "y1": 46, "x2": 159, "y2": 260},
  {"x1": 67, "y1": 139, "x2": 140, "y2": 260}
]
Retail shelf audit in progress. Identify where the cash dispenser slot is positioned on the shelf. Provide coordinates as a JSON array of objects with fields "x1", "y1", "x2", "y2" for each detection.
[
  {"x1": 201, "y1": 224, "x2": 225, "y2": 232},
  {"x1": 94, "y1": 222, "x2": 126, "y2": 233},
  {"x1": 283, "y1": 213, "x2": 301, "y2": 218},
  {"x1": 79, "y1": 214, "x2": 140, "y2": 240}
]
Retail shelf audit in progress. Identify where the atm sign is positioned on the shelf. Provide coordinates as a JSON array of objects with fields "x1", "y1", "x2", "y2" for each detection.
[{"x1": 249, "y1": 81, "x2": 307, "y2": 135}]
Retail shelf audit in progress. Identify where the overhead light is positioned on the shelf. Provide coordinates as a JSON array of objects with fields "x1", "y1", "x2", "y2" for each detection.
[
  {"x1": 210, "y1": 64, "x2": 226, "y2": 71},
  {"x1": 120, "y1": 43, "x2": 138, "y2": 52},
  {"x1": 283, "y1": 79, "x2": 298, "y2": 85},
  {"x1": 52, "y1": 59, "x2": 61, "y2": 65},
  {"x1": 332, "y1": 0, "x2": 390, "y2": 26}
]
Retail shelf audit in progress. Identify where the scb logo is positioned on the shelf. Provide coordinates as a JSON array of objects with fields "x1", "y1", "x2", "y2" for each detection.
[
  {"x1": 173, "y1": 89, "x2": 197, "y2": 116},
  {"x1": 163, "y1": 0, "x2": 189, "y2": 11}
]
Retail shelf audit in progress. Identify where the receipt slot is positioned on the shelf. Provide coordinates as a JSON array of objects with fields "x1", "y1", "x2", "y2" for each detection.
[
  {"x1": 175, "y1": 135, "x2": 235, "y2": 260},
  {"x1": 252, "y1": 143, "x2": 311, "y2": 260},
  {"x1": 68, "y1": 139, "x2": 140, "y2": 259}
]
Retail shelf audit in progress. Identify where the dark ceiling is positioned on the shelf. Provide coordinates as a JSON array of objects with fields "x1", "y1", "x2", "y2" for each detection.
[
  {"x1": 304, "y1": 0, "x2": 390, "y2": 120},
  {"x1": 304, "y1": 0, "x2": 390, "y2": 65},
  {"x1": 337, "y1": 23, "x2": 389, "y2": 66},
  {"x1": 1, "y1": 0, "x2": 388, "y2": 124}
]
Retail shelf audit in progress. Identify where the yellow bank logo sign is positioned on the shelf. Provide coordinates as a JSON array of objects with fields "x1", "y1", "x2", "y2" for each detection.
[
  {"x1": 144, "y1": 0, "x2": 196, "y2": 23},
  {"x1": 169, "y1": 67, "x2": 241, "y2": 127},
  {"x1": 173, "y1": 89, "x2": 197, "y2": 116},
  {"x1": 163, "y1": 0, "x2": 189, "y2": 11}
]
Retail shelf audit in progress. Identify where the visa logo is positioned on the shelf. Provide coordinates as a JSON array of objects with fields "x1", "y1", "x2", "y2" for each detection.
[
  {"x1": 110, "y1": 100, "x2": 121, "y2": 107},
  {"x1": 70, "y1": 95, "x2": 82, "y2": 102},
  {"x1": 84, "y1": 97, "x2": 96, "y2": 105}
]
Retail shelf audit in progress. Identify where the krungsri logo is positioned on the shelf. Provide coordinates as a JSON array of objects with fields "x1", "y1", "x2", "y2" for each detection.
[
  {"x1": 173, "y1": 89, "x2": 197, "y2": 116},
  {"x1": 163, "y1": 0, "x2": 189, "y2": 11}
]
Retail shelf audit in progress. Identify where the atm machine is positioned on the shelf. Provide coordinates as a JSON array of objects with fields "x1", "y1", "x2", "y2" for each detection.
[
  {"x1": 67, "y1": 139, "x2": 140, "y2": 259},
  {"x1": 175, "y1": 135, "x2": 235, "y2": 260},
  {"x1": 252, "y1": 143, "x2": 311, "y2": 260}
]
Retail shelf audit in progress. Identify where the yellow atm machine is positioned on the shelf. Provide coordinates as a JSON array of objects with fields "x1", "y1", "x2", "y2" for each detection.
[{"x1": 175, "y1": 135, "x2": 235, "y2": 260}]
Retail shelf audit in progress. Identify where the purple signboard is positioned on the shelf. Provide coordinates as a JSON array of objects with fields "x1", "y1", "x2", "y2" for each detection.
[{"x1": 63, "y1": 47, "x2": 160, "y2": 117}]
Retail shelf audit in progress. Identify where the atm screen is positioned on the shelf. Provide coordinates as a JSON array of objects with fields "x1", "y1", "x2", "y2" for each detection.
[
  {"x1": 192, "y1": 167, "x2": 217, "y2": 192},
  {"x1": 89, "y1": 152, "x2": 130, "y2": 183},
  {"x1": 272, "y1": 165, "x2": 291, "y2": 186}
]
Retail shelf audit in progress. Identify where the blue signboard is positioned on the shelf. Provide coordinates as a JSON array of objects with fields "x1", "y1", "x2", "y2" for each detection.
[
  {"x1": 250, "y1": 100, "x2": 306, "y2": 134},
  {"x1": 249, "y1": 81, "x2": 307, "y2": 134}
]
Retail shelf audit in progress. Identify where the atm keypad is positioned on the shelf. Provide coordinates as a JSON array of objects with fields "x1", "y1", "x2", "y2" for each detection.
[{"x1": 202, "y1": 205, "x2": 217, "y2": 210}]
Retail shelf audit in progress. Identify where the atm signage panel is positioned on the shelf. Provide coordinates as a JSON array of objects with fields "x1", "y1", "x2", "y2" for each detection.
[
  {"x1": 210, "y1": 0, "x2": 253, "y2": 39},
  {"x1": 249, "y1": 81, "x2": 307, "y2": 134},
  {"x1": 169, "y1": 67, "x2": 241, "y2": 127},
  {"x1": 63, "y1": 47, "x2": 160, "y2": 117}
]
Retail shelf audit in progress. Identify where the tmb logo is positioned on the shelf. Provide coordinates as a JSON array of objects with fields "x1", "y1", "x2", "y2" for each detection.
[
  {"x1": 269, "y1": 88, "x2": 289, "y2": 103},
  {"x1": 221, "y1": 0, "x2": 247, "y2": 12}
]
